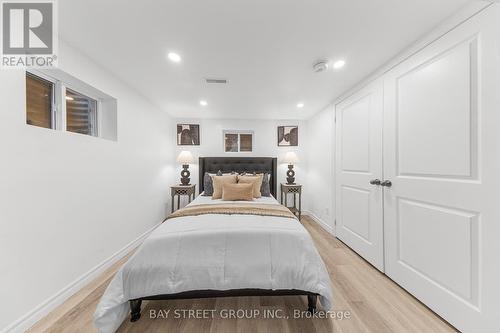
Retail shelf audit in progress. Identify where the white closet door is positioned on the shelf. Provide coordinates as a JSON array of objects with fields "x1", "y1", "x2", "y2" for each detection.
[
  {"x1": 383, "y1": 6, "x2": 500, "y2": 332},
  {"x1": 335, "y1": 80, "x2": 384, "y2": 271}
]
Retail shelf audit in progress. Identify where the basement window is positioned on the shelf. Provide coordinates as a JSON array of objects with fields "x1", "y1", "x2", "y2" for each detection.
[
  {"x1": 66, "y1": 89, "x2": 98, "y2": 136},
  {"x1": 25, "y1": 70, "x2": 117, "y2": 141},
  {"x1": 26, "y1": 73, "x2": 55, "y2": 129},
  {"x1": 223, "y1": 130, "x2": 254, "y2": 152}
]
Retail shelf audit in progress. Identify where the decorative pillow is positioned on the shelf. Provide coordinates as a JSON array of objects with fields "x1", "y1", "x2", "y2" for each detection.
[
  {"x1": 202, "y1": 172, "x2": 214, "y2": 196},
  {"x1": 260, "y1": 173, "x2": 271, "y2": 197},
  {"x1": 212, "y1": 174, "x2": 238, "y2": 199},
  {"x1": 204, "y1": 171, "x2": 233, "y2": 195},
  {"x1": 237, "y1": 174, "x2": 263, "y2": 198},
  {"x1": 222, "y1": 183, "x2": 254, "y2": 201}
]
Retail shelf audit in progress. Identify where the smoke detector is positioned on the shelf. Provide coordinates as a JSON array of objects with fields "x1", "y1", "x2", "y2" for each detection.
[{"x1": 312, "y1": 60, "x2": 329, "y2": 73}]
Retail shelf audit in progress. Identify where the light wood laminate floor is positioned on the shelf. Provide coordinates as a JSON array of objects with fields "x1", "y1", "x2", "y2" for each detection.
[{"x1": 28, "y1": 216, "x2": 457, "y2": 333}]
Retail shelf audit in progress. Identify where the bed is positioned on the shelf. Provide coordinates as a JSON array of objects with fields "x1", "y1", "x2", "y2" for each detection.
[{"x1": 93, "y1": 157, "x2": 332, "y2": 333}]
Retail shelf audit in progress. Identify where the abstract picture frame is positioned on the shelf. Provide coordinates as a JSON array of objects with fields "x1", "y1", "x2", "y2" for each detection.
[
  {"x1": 177, "y1": 124, "x2": 200, "y2": 145},
  {"x1": 277, "y1": 126, "x2": 298, "y2": 146}
]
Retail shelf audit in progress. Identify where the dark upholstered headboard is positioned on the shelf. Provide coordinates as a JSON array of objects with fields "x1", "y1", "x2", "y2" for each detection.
[{"x1": 199, "y1": 157, "x2": 278, "y2": 197}]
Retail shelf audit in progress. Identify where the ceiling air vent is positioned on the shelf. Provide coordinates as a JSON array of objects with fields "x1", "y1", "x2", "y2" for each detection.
[{"x1": 205, "y1": 78, "x2": 228, "y2": 84}]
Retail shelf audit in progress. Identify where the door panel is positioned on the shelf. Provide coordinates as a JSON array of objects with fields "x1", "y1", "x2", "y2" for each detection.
[
  {"x1": 340, "y1": 97, "x2": 371, "y2": 173},
  {"x1": 335, "y1": 81, "x2": 384, "y2": 271},
  {"x1": 341, "y1": 185, "x2": 371, "y2": 241},
  {"x1": 396, "y1": 40, "x2": 477, "y2": 178},
  {"x1": 383, "y1": 7, "x2": 500, "y2": 332},
  {"x1": 397, "y1": 198, "x2": 478, "y2": 301}
]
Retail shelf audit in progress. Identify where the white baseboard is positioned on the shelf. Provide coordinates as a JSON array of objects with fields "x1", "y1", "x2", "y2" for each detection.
[
  {"x1": 303, "y1": 210, "x2": 336, "y2": 237},
  {"x1": 2, "y1": 222, "x2": 162, "y2": 333}
]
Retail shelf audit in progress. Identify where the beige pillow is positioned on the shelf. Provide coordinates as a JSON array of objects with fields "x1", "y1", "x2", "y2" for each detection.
[
  {"x1": 222, "y1": 183, "x2": 254, "y2": 201},
  {"x1": 212, "y1": 174, "x2": 237, "y2": 199},
  {"x1": 237, "y1": 174, "x2": 263, "y2": 198}
]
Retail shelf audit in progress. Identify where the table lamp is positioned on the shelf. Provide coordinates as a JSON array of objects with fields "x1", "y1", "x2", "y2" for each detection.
[
  {"x1": 284, "y1": 151, "x2": 298, "y2": 184},
  {"x1": 177, "y1": 151, "x2": 194, "y2": 185}
]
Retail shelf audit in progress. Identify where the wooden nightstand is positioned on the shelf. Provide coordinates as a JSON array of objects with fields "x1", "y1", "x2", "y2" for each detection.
[
  {"x1": 280, "y1": 183, "x2": 302, "y2": 220},
  {"x1": 171, "y1": 184, "x2": 196, "y2": 213}
]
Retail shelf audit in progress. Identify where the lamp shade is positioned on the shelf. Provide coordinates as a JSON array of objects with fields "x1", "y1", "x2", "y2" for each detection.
[
  {"x1": 284, "y1": 151, "x2": 299, "y2": 164},
  {"x1": 177, "y1": 151, "x2": 194, "y2": 164}
]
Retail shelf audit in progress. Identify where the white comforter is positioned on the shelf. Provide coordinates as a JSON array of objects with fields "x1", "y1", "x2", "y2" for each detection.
[{"x1": 93, "y1": 195, "x2": 332, "y2": 333}]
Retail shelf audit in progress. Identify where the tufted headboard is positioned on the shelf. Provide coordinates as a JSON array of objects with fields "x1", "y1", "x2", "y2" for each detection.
[{"x1": 199, "y1": 157, "x2": 278, "y2": 197}]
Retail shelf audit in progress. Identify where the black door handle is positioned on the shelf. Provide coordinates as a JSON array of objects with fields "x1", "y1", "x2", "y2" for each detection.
[
  {"x1": 370, "y1": 179, "x2": 381, "y2": 185},
  {"x1": 381, "y1": 180, "x2": 392, "y2": 187}
]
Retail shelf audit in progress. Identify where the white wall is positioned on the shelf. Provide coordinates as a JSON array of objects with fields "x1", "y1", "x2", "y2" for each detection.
[
  {"x1": 173, "y1": 118, "x2": 307, "y2": 203},
  {"x1": 0, "y1": 41, "x2": 176, "y2": 331},
  {"x1": 305, "y1": 105, "x2": 335, "y2": 233}
]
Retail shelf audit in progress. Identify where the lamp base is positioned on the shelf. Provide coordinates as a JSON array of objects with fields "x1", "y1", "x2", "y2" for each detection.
[
  {"x1": 180, "y1": 164, "x2": 191, "y2": 185},
  {"x1": 286, "y1": 164, "x2": 295, "y2": 185}
]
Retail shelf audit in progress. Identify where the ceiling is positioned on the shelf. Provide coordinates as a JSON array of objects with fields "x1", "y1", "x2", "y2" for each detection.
[{"x1": 59, "y1": 0, "x2": 472, "y2": 120}]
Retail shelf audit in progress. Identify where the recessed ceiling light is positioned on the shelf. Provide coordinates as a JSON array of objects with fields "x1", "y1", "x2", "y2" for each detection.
[
  {"x1": 297, "y1": 103, "x2": 305, "y2": 108},
  {"x1": 167, "y1": 52, "x2": 181, "y2": 63},
  {"x1": 200, "y1": 100, "x2": 208, "y2": 106},
  {"x1": 333, "y1": 60, "x2": 346, "y2": 69}
]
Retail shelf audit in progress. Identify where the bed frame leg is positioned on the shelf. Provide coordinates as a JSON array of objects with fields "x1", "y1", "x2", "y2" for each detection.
[
  {"x1": 307, "y1": 294, "x2": 317, "y2": 313},
  {"x1": 130, "y1": 300, "x2": 142, "y2": 322}
]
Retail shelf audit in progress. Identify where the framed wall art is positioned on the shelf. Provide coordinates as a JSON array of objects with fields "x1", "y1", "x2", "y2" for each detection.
[
  {"x1": 277, "y1": 126, "x2": 298, "y2": 146},
  {"x1": 177, "y1": 124, "x2": 200, "y2": 145}
]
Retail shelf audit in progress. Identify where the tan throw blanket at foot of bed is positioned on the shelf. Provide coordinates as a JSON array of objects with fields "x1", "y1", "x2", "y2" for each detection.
[{"x1": 166, "y1": 203, "x2": 297, "y2": 221}]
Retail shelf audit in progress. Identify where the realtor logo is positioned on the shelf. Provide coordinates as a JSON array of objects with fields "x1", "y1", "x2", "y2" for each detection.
[{"x1": 1, "y1": 0, "x2": 58, "y2": 68}]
